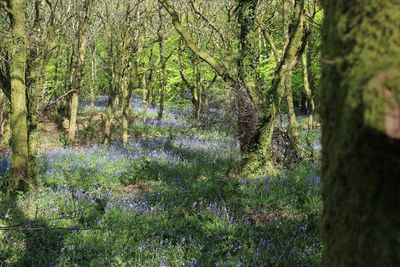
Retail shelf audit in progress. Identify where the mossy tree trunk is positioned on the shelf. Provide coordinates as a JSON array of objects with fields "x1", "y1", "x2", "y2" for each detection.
[
  {"x1": 192, "y1": 58, "x2": 202, "y2": 120},
  {"x1": 68, "y1": 0, "x2": 94, "y2": 145},
  {"x1": 121, "y1": 0, "x2": 154, "y2": 144},
  {"x1": 284, "y1": 2, "x2": 304, "y2": 151},
  {"x1": 90, "y1": 43, "x2": 96, "y2": 109},
  {"x1": 0, "y1": 91, "x2": 7, "y2": 138},
  {"x1": 243, "y1": 0, "x2": 307, "y2": 173},
  {"x1": 157, "y1": 52, "x2": 166, "y2": 120},
  {"x1": 142, "y1": 47, "x2": 155, "y2": 123},
  {"x1": 157, "y1": 7, "x2": 166, "y2": 120},
  {"x1": 103, "y1": 47, "x2": 119, "y2": 145},
  {"x1": 235, "y1": 0, "x2": 263, "y2": 157},
  {"x1": 320, "y1": 0, "x2": 400, "y2": 265},
  {"x1": 302, "y1": 44, "x2": 315, "y2": 130},
  {"x1": 178, "y1": 41, "x2": 203, "y2": 120},
  {"x1": 160, "y1": 0, "x2": 307, "y2": 173},
  {"x1": 8, "y1": 0, "x2": 30, "y2": 194}
]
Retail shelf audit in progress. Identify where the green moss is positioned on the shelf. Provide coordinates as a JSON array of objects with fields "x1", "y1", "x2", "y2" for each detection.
[
  {"x1": 320, "y1": 0, "x2": 400, "y2": 265},
  {"x1": 8, "y1": 0, "x2": 30, "y2": 194}
]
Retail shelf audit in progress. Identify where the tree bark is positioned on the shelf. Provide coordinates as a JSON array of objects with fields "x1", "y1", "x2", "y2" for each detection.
[
  {"x1": 68, "y1": 0, "x2": 93, "y2": 145},
  {"x1": 157, "y1": 7, "x2": 166, "y2": 120},
  {"x1": 90, "y1": 43, "x2": 96, "y2": 108},
  {"x1": 321, "y1": 0, "x2": 400, "y2": 265},
  {"x1": 302, "y1": 44, "x2": 314, "y2": 129},
  {"x1": 8, "y1": 0, "x2": 30, "y2": 194}
]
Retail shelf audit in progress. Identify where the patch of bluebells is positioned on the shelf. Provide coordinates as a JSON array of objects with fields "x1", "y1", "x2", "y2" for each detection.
[
  {"x1": 312, "y1": 141, "x2": 322, "y2": 151},
  {"x1": 80, "y1": 95, "x2": 109, "y2": 112},
  {"x1": 310, "y1": 175, "x2": 321, "y2": 186},
  {"x1": 1, "y1": 99, "x2": 322, "y2": 266},
  {"x1": 131, "y1": 96, "x2": 159, "y2": 116},
  {"x1": 106, "y1": 197, "x2": 160, "y2": 215},
  {"x1": 0, "y1": 154, "x2": 10, "y2": 174}
]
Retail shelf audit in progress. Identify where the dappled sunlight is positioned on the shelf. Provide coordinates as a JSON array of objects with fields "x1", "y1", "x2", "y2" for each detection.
[{"x1": 0, "y1": 104, "x2": 321, "y2": 266}]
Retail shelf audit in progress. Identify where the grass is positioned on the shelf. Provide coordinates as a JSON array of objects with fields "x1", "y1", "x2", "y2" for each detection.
[{"x1": 0, "y1": 99, "x2": 322, "y2": 266}]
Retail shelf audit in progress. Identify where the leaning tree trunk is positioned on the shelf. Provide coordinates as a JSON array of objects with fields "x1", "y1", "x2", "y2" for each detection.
[
  {"x1": 8, "y1": 0, "x2": 30, "y2": 194},
  {"x1": 320, "y1": 0, "x2": 400, "y2": 266}
]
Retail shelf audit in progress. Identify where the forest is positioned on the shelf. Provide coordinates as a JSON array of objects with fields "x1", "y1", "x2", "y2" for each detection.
[{"x1": 0, "y1": 0, "x2": 399, "y2": 266}]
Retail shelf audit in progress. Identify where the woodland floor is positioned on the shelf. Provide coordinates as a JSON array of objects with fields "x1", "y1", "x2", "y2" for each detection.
[{"x1": 0, "y1": 99, "x2": 322, "y2": 266}]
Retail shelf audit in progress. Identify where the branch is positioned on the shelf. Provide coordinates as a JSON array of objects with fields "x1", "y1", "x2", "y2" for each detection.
[
  {"x1": 158, "y1": 0, "x2": 236, "y2": 87},
  {"x1": 0, "y1": 1, "x2": 12, "y2": 15},
  {"x1": 188, "y1": 0, "x2": 226, "y2": 44},
  {"x1": 256, "y1": 18, "x2": 280, "y2": 63}
]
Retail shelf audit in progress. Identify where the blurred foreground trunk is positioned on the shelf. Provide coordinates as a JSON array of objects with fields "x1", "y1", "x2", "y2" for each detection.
[{"x1": 320, "y1": 0, "x2": 400, "y2": 265}]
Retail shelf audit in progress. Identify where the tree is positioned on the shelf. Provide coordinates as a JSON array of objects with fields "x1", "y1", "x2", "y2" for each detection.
[
  {"x1": 320, "y1": 0, "x2": 400, "y2": 265},
  {"x1": 7, "y1": 0, "x2": 30, "y2": 194},
  {"x1": 159, "y1": 0, "x2": 309, "y2": 173},
  {"x1": 67, "y1": 0, "x2": 94, "y2": 145}
]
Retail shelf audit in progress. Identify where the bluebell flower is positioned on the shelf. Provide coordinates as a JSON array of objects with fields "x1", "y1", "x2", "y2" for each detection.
[{"x1": 189, "y1": 258, "x2": 197, "y2": 267}]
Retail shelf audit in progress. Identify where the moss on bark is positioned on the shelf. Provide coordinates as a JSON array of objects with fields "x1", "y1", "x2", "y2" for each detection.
[
  {"x1": 320, "y1": 0, "x2": 400, "y2": 265},
  {"x1": 8, "y1": 0, "x2": 30, "y2": 194}
]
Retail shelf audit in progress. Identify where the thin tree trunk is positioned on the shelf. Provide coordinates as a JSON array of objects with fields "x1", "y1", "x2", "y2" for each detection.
[
  {"x1": 90, "y1": 43, "x2": 96, "y2": 108},
  {"x1": 2, "y1": 105, "x2": 11, "y2": 146},
  {"x1": 157, "y1": 8, "x2": 166, "y2": 120},
  {"x1": 193, "y1": 60, "x2": 202, "y2": 120},
  {"x1": 302, "y1": 45, "x2": 314, "y2": 130},
  {"x1": 142, "y1": 72, "x2": 148, "y2": 122},
  {"x1": 158, "y1": 64, "x2": 166, "y2": 120},
  {"x1": 0, "y1": 92, "x2": 6, "y2": 137},
  {"x1": 121, "y1": 76, "x2": 130, "y2": 144},
  {"x1": 286, "y1": 71, "x2": 299, "y2": 143}
]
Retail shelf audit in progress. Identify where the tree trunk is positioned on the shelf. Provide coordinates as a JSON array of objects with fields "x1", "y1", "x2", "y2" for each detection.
[
  {"x1": 90, "y1": 43, "x2": 96, "y2": 108},
  {"x1": 283, "y1": 1, "x2": 300, "y2": 149},
  {"x1": 68, "y1": 0, "x2": 93, "y2": 145},
  {"x1": 2, "y1": 105, "x2": 11, "y2": 146},
  {"x1": 0, "y1": 91, "x2": 6, "y2": 137},
  {"x1": 321, "y1": 0, "x2": 400, "y2": 265},
  {"x1": 193, "y1": 60, "x2": 202, "y2": 120},
  {"x1": 157, "y1": 10, "x2": 166, "y2": 120},
  {"x1": 241, "y1": 0, "x2": 306, "y2": 173},
  {"x1": 103, "y1": 92, "x2": 119, "y2": 145},
  {"x1": 68, "y1": 92, "x2": 79, "y2": 144},
  {"x1": 142, "y1": 72, "x2": 148, "y2": 122},
  {"x1": 302, "y1": 44, "x2": 314, "y2": 130},
  {"x1": 8, "y1": 0, "x2": 30, "y2": 194},
  {"x1": 158, "y1": 64, "x2": 166, "y2": 120},
  {"x1": 285, "y1": 71, "x2": 299, "y2": 143},
  {"x1": 121, "y1": 74, "x2": 131, "y2": 145}
]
